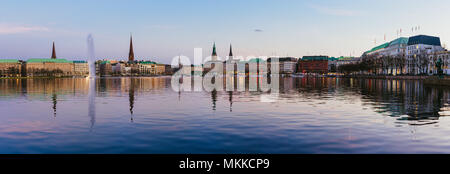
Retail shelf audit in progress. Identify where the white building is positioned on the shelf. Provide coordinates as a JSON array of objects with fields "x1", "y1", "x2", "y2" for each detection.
[{"x1": 406, "y1": 35, "x2": 445, "y2": 75}]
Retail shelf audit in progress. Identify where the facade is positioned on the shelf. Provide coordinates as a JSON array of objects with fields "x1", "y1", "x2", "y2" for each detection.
[
  {"x1": 406, "y1": 35, "x2": 445, "y2": 75},
  {"x1": 298, "y1": 56, "x2": 329, "y2": 74},
  {"x1": 156, "y1": 64, "x2": 165, "y2": 75},
  {"x1": 247, "y1": 58, "x2": 266, "y2": 75},
  {"x1": 99, "y1": 61, "x2": 113, "y2": 76},
  {"x1": 137, "y1": 61, "x2": 157, "y2": 75},
  {"x1": 328, "y1": 57, "x2": 339, "y2": 73},
  {"x1": 225, "y1": 44, "x2": 240, "y2": 75},
  {"x1": 428, "y1": 51, "x2": 450, "y2": 75},
  {"x1": 0, "y1": 59, "x2": 22, "y2": 77},
  {"x1": 73, "y1": 60, "x2": 89, "y2": 77},
  {"x1": 26, "y1": 58, "x2": 74, "y2": 77},
  {"x1": 267, "y1": 57, "x2": 298, "y2": 74},
  {"x1": 204, "y1": 43, "x2": 224, "y2": 74}
]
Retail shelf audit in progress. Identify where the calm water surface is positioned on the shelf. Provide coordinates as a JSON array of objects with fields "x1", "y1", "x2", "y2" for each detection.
[{"x1": 0, "y1": 77, "x2": 450, "y2": 154}]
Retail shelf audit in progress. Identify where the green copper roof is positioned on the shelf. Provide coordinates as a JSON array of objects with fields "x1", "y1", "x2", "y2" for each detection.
[
  {"x1": 338, "y1": 56, "x2": 356, "y2": 61},
  {"x1": 0, "y1": 59, "x2": 19, "y2": 63},
  {"x1": 328, "y1": 57, "x2": 339, "y2": 61},
  {"x1": 301, "y1": 56, "x2": 328, "y2": 61},
  {"x1": 212, "y1": 42, "x2": 217, "y2": 56},
  {"x1": 140, "y1": 61, "x2": 157, "y2": 64},
  {"x1": 100, "y1": 60, "x2": 110, "y2": 64},
  {"x1": 388, "y1": 37, "x2": 409, "y2": 47},
  {"x1": 27, "y1": 58, "x2": 73, "y2": 63},
  {"x1": 248, "y1": 58, "x2": 265, "y2": 63}
]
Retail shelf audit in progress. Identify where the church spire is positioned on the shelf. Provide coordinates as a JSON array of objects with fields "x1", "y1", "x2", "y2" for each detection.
[
  {"x1": 128, "y1": 34, "x2": 135, "y2": 62},
  {"x1": 212, "y1": 42, "x2": 217, "y2": 56},
  {"x1": 229, "y1": 44, "x2": 233, "y2": 57},
  {"x1": 51, "y1": 42, "x2": 57, "y2": 59}
]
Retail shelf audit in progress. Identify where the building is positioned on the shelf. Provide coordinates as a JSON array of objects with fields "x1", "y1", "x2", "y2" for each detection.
[
  {"x1": 224, "y1": 44, "x2": 240, "y2": 75},
  {"x1": 165, "y1": 64, "x2": 174, "y2": 75},
  {"x1": 267, "y1": 57, "x2": 298, "y2": 74},
  {"x1": 428, "y1": 51, "x2": 450, "y2": 75},
  {"x1": 51, "y1": 42, "x2": 57, "y2": 59},
  {"x1": 204, "y1": 42, "x2": 224, "y2": 74},
  {"x1": 298, "y1": 56, "x2": 329, "y2": 74},
  {"x1": 328, "y1": 57, "x2": 339, "y2": 73},
  {"x1": 406, "y1": 35, "x2": 445, "y2": 75},
  {"x1": 99, "y1": 60, "x2": 113, "y2": 76},
  {"x1": 0, "y1": 59, "x2": 22, "y2": 77},
  {"x1": 137, "y1": 61, "x2": 157, "y2": 75},
  {"x1": 128, "y1": 35, "x2": 135, "y2": 63},
  {"x1": 247, "y1": 58, "x2": 266, "y2": 75},
  {"x1": 156, "y1": 64, "x2": 165, "y2": 75},
  {"x1": 26, "y1": 58, "x2": 74, "y2": 77},
  {"x1": 73, "y1": 60, "x2": 89, "y2": 77}
]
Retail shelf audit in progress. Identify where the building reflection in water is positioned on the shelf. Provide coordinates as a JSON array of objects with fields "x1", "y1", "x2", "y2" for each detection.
[
  {"x1": 52, "y1": 93, "x2": 57, "y2": 117},
  {"x1": 0, "y1": 77, "x2": 449, "y2": 126},
  {"x1": 129, "y1": 78, "x2": 135, "y2": 122},
  {"x1": 211, "y1": 89, "x2": 217, "y2": 111}
]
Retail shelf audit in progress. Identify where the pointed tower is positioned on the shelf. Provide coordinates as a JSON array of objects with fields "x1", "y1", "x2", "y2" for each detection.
[
  {"x1": 128, "y1": 35, "x2": 135, "y2": 63},
  {"x1": 228, "y1": 44, "x2": 234, "y2": 62},
  {"x1": 212, "y1": 42, "x2": 218, "y2": 61},
  {"x1": 51, "y1": 42, "x2": 57, "y2": 59}
]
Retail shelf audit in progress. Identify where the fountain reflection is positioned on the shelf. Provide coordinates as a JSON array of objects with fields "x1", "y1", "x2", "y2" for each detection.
[
  {"x1": 88, "y1": 78, "x2": 96, "y2": 131},
  {"x1": 0, "y1": 77, "x2": 449, "y2": 126}
]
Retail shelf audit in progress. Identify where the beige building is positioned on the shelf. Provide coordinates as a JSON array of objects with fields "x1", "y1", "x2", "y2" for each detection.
[
  {"x1": 73, "y1": 60, "x2": 89, "y2": 77},
  {"x1": 0, "y1": 59, "x2": 22, "y2": 77},
  {"x1": 26, "y1": 58, "x2": 74, "y2": 77},
  {"x1": 156, "y1": 64, "x2": 165, "y2": 75}
]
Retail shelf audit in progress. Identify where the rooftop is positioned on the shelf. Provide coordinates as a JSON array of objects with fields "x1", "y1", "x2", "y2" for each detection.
[
  {"x1": 407, "y1": 35, "x2": 441, "y2": 46},
  {"x1": 301, "y1": 56, "x2": 329, "y2": 61},
  {"x1": 27, "y1": 58, "x2": 73, "y2": 63},
  {"x1": 0, "y1": 59, "x2": 20, "y2": 63}
]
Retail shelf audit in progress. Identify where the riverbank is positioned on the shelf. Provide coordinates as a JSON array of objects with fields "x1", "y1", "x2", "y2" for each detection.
[
  {"x1": 424, "y1": 77, "x2": 450, "y2": 87},
  {"x1": 0, "y1": 75, "x2": 171, "y2": 80},
  {"x1": 337, "y1": 75, "x2": 432, "y2": 80},
  {"x1": 0, "y1": 76, "x2": 76, "y2": 80}
]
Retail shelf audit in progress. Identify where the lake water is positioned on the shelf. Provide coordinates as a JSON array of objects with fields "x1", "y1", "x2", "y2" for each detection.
[{"x1": 0, "y1": 77, "x2": 450, "y2": 154}]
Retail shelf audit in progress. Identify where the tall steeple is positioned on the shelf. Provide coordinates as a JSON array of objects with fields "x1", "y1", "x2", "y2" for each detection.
[
  {"x1": 229, "y1": 44, "x2": 233, "y2": 57},
  {"x1": 128, "y1": 34, "x2": 135, "y2": 62},
  {"x1": 51, "y1": 42, "x2": 57, "y2": 59},
  {"x1": 212, "y1": 42, "x2": 217, "y2": 61}
]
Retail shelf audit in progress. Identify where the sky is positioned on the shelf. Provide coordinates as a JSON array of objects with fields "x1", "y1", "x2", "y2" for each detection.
[{"x1": 1, "y1": 0, "x2": 450, "y2": 64}]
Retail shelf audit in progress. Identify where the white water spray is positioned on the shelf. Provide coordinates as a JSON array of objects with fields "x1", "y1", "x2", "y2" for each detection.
[{"x1": 87, "y1": 34, "x2": 96, "y2": 78}]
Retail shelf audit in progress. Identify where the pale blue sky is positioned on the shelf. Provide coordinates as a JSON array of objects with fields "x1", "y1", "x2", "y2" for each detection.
[{"x1": 1, "y1": 0, "x2": 449, "y2": 63}]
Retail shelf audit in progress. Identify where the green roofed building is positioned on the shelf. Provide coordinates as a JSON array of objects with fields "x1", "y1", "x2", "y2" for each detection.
[
  {"x1": 0, "y1": 59, "x2": 22, "y2": 77},
  {"x1": 25, "y1": 58, "x2": 74, "y2": 77},
  {"x1": 298, "y1": 56, "x2": 329, "y2": 74}
]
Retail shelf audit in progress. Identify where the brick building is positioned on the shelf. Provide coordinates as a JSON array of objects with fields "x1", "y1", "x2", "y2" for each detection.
[{"x1": 297, "y1": 56, "x2": 329, "y2": 74}]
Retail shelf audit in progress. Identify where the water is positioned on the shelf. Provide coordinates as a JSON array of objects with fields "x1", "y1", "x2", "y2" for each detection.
[{"x1": 0, "y1": 77, "x2": 449, "y2": 154}]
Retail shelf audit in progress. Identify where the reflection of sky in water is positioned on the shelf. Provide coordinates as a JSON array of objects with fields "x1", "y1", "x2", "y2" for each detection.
[{"x1": 0, "y1": 77, "x2": 449, "y2": 154}]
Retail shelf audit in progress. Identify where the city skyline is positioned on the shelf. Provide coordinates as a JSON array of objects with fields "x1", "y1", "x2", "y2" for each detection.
[{"x1": 1, "y1": 0, "x2": 450, "y2": 64}]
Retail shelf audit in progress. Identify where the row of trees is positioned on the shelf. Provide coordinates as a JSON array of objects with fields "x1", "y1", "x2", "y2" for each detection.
[
  {"x1": 338, "y1": 54, "x2": 408, "y2": 75},
  {"x1": 0, "y1": 67, "x2": 21, "y2": 77},
  {"x1": 29, "y1": 68, "x2": 65, "y2": 77},
  {"x1": 338, "y1": 50, "x2": 442, "y2": 75}
]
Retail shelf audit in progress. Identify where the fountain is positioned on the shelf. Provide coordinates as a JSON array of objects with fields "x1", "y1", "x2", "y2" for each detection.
[
  {"x1": 87, "y1": 34, "x2": 96, "y2": 78},
  {"x1": 87, "y1": 34, "x2": 96, "y2": 130}
]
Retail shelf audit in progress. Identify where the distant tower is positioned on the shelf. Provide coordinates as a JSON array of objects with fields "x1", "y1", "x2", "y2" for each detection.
[
  {"x1": 212, "y1": 42, "x2": 218, "y2": 61},
  {"x1": 128, "y1": 35, "x2": 135, "y2": 63},
  {"x1": 51, "y1": 42, "x2": 57, "y2": 59},
  {"x1": 228, "y1": 44, "x2": 233, "y2": 61}
]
